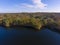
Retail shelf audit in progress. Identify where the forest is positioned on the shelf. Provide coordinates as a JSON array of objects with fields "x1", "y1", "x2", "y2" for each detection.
[{"x1": 0, "y1": 13, "x2": 60, "y2": 31}]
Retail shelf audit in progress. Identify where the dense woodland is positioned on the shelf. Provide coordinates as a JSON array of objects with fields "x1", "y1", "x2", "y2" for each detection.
[{"x1": 0, "y1": 13, "x2": 60, "y2": 31}]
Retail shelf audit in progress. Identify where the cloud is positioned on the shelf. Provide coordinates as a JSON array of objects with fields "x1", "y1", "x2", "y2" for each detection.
[
  {"x1": 32, "y1": 0, "x2": 47, "y2": 8},
  {"x1": 20, "y1": 3, "x2": 34, "y2": 8},
  {"x1": 20, "y1": 0, "x2": 47, "y2": 9}
]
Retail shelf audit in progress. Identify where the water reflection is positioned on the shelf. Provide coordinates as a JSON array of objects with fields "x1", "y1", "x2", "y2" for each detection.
[{"x1": 0, "y1": 27, "x2": 60, "y2": 45}]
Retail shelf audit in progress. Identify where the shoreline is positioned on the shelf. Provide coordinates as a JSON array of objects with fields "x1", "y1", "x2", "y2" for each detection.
[{"x1": 0, "y1": 24, "x2": 60, "y2": 33}]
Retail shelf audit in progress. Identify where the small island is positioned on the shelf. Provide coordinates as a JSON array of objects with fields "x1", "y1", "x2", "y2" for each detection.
[{"x1": 0, "y1": 13, "x2": 60, "y2": 31}]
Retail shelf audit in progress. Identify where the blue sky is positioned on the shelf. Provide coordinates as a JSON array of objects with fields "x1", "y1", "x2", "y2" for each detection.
[{"x1": 0, "y1": 0, "x2": 60, "y2": 13}]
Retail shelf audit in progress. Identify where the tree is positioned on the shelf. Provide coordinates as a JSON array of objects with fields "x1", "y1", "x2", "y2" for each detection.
[
  {"x1": 2, "y1": 19, "x2": 10, "y2": 27},
  {"x1": 30, "y1": 18, "x2": 42, "y2": 30}
]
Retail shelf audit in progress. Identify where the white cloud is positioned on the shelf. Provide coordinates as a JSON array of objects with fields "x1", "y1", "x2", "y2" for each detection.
[
  {"x1": 32, "y1": 0, "x2": 47, "y2": 8},
  {"x1": 20, "y1": 0, "x2": 47, "y2": 9},
  {"x1": 20, "y1": 3, "x2": 34, "y2": 8}
]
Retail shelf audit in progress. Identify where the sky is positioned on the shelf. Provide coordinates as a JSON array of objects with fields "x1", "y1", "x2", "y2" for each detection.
[{"x1": 0, "y1": 0, "x2": 60, "y2": 13}]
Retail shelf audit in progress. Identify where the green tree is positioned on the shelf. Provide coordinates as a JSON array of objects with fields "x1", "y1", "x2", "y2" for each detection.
[{"x1": 2, "y1": 19, "x2": 10, "y2": 27}]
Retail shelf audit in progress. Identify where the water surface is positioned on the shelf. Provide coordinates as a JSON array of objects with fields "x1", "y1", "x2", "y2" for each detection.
[{"x1": 0, "y1": 27, "x2": 60, "y2": 45}]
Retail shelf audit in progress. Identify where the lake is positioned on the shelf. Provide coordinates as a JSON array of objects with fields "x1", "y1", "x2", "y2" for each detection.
[{"x1": 0, "y1": 27, "x2": 60, "y2": 45}]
